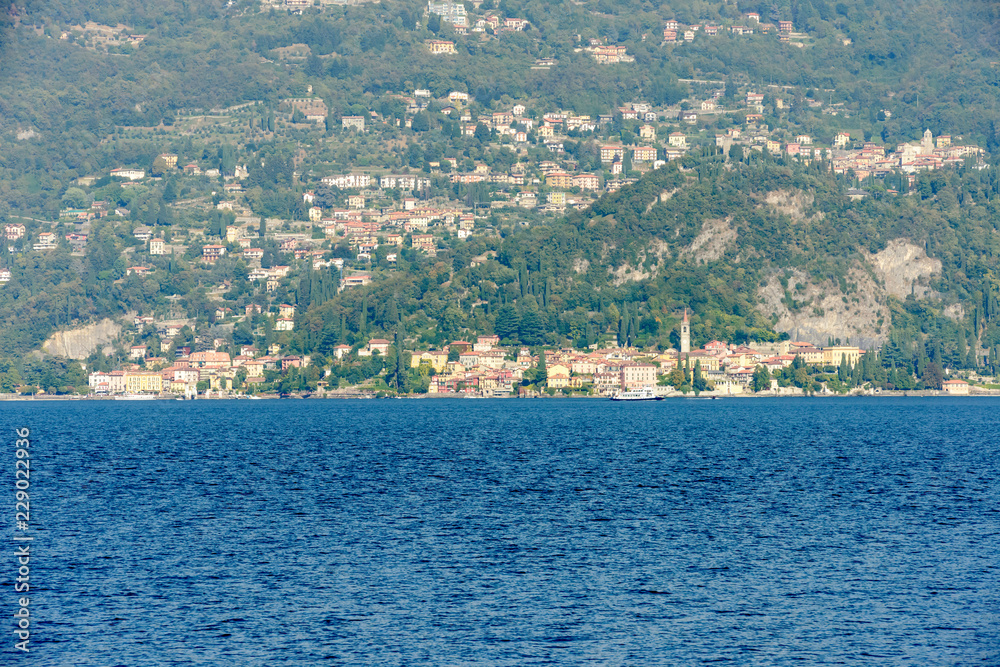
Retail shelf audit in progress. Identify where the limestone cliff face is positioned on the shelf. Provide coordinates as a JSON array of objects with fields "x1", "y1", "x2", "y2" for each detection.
[
  {"x1": 41, "y1": 319, "x2": 121, "y2": 359},
  {"x1": 756, "y1": 239, "x2": 940, "y2": 348},
  {"x1": 684, "y1": 217, "x2": 736, "y2": 262},
  {"x1": 863, "y1": 239, "x2": 941, "y2": 299},
  {"x1": 759, "y1": 267, "x2": 890, "y2": 349}
]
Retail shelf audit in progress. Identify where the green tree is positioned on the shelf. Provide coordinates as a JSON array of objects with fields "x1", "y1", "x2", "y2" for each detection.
[
  {"x1": 535, "y1": 350, "x2": 547, "y2": 386},
  {"x1": 922, "y1": 362, "x2": 944, "y2": 389},
  {"x1": 389, "y1": 330, "x2": 409, "y2": 393},
  {"x1": 692, "y1": 359, "x2": 707, "y2": 395},
  {"x1": 665, "y1": 368, "x2": 685, "y2": 387},
  {"x1": 494, "y1": 304, "x2": 520, "y2": 341},
  {"x1": 61, "y1": 187, "x2": 88, "y2": 209},
  {"x1": 519, "y1": 309, "x2": 545, "y2": 345},
  {"x1": 752, "y1": 365, "x2": 771, "y2": 392},
  {"x1": 411, "y1": 112, "x2": 431, "y2": 132},
  {"x1": 474, "y1": 122, "x2": 491, "y2": 143},
  {"x1": 150, "y1": 157, "x2": 169, "y2": 177}
]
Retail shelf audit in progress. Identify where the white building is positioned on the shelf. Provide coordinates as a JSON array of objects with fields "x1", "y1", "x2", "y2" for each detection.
[
  {"x1": 110, "y1": 168, "x2": 146, "y2": 181},
  {"x1": 321, "y1": 173, "x2": 372, "y2": 189}
]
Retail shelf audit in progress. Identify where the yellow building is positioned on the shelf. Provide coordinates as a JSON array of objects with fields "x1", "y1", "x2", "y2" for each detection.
[
  {"x1": 427, "y1": 40, "x2": 457, "y2": 54},
  {"x1": 210, "y1": 375, "x2": 233, "y2": 392},
  {"x1": 943, "y1": 379, "x2": 969, "y2": 395},
  {"x1": 545, "y1": 172, "x2": 574, "y2": 188},
  {"x1": 411, "y1": 350, "x2": 450, "y2": 373},
  {"x1": 793, "y1": 347, "x2": 825, "y2": 365},
  {"x1": 547, "y1": 365, "x2": 571, "y2": 389},
  {"x1": 125, "y1": 372, "x2": 163, "y2": 394},
  {"x1": 687, "y1": 351, "x2": 722, "y2": 371},
  {"x1": 822, "y1": 346, "x2": 863, "y2": 366}
]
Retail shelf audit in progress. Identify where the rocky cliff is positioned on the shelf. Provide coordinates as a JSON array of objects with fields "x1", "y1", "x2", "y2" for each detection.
[
  {"x1": 756, "y1": 240, "x2": 940, "y2": 348},
  {"x1": 41, "y1": 319, "x2": 121, "y2": 359}
]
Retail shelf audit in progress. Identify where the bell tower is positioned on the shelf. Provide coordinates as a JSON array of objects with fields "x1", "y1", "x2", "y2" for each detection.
[{"x1": 680, "y1": 308, "x2": 690, "y2": 356}]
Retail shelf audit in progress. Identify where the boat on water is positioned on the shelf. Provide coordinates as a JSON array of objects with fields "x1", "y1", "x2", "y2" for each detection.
[
  {"x1": 610, "y1": 387, "x2": 663, "y2": 401},
  {"x1": 114, "y1": 394, "x2": 158, "y2": 401}
]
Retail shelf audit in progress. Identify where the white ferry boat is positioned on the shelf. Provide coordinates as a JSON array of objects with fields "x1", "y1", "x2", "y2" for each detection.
[{"x1": 610, "y1": 387, "x2": 663, "y2": 401}]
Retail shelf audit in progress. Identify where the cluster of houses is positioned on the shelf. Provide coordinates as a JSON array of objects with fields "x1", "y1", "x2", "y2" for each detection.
[
  {"x1": 8, "y1": 215, "x2": 92, "y2": 254},
  {"x1": 425, "y1": 0, "x2": 529, "y2": 35},
  {"x1": 715, "y1": 126, "x2": 984, "y2": 179},
  {"x1": 830, "y1": 129, "x2": 983, "y2": 179},
  {"x1": 421, "y1": 7, "x2": 796, "y2": 63},
  {"x1": 90, "y1": 306, "x2": 315, "y2": 396},
  {"x1": 583, "y1": 40, "x2": 635, "y2": 64},
  {"x1": 59, "y1": 22, "x2": 146, "y2": 51},
  {"x1": 663, "y1": 14, "x2": 795, "y2": 43},
  {"x1": 413, "y1": 323, "x2": 870, "y2": 396},
  {"x1": 314, "y1": 93, "x2": 695, "y2": 205},
  {"x1": 87, "y1": 347, "x2": 308, "y2": 397},
  {"x1": 274, "y1": 0, "x2": 378, "y2": 11}
]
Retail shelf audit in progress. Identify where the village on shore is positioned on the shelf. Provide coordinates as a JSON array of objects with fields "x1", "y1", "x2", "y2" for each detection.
[{"x1": 71, "y1": 310, "x2": 984, "y2": 400}]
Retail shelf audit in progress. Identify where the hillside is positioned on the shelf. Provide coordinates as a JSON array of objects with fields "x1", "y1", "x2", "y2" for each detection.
[
  {"x1": 1, "y1": 0, "x2": 1000, "y2": 393},
  {"x1": 295, "y1": 154, "x2": 999, "y2": 354}
]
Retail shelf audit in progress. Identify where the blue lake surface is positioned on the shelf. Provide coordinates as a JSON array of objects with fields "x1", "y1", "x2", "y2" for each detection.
[{"x1": 1, "y1": 397, "x2": 998, "y2": 665}]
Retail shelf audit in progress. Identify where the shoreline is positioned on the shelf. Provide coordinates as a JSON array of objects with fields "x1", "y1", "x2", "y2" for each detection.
[{"x1": 0, "y1": 390, "x2": 997, "y2": 402}]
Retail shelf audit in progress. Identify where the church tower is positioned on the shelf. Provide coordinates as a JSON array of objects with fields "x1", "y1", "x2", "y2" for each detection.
[
  {"x1": 922, "y1": 128, "x2": 933, "y2": 153},
  {"x1": 680, "y1": 308, "x2": 690, "y2": 356}
]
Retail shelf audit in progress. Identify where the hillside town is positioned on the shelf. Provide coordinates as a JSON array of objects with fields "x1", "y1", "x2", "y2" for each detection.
[
  {"x1": 7, "y1": 5, "x2": 986, "y2": 274},
  {"x1": 19, "y1": 98, "x2": 984, "y2": 284}
]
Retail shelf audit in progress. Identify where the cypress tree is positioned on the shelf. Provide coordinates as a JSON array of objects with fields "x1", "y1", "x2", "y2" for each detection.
[
  {"x1": 393, "y1": 330, "x2": 408, "y2": 393},
  {"x1": 536, "y1": 350, "x2": 547, "y2": 385},
  {"x1": 693, "y1": 360, "x2": 706, "y2": 395}
]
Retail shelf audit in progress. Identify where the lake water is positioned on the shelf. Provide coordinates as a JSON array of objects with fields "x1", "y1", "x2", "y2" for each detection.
[{"x1": 2, "y1": 397, "x2": 998, "y2": 665}]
